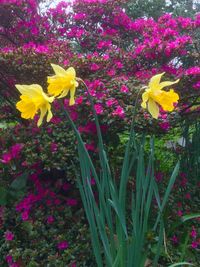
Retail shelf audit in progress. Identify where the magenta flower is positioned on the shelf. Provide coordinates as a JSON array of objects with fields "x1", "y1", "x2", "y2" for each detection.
[
  {"x1": 5, "y1": 255, "x2": 13, "y2": 264},
  {"x1": 191, "y1": 241, "x2": 198, "y2": 249},
  {"x1": 21, "y1": 211, "x2": 29, "y2": 221},
  {"x1": 57, "y1": 240, "x2": 68, "y2": 250},
  {"x1": 5, "y1": 231, "x2": 14, "y2": 241},
  {"x1": 67, "y1": 198, "x2": 78, "y2": 207},
  {"x1": 90, "y1": 63, "x2": 100, "y2": 71},
  {"x1": 50, "y1": 143, "x2": 58, "y2": 152},
  {"x1": 1, "y1": 153, "x2": 12, "y2": 164},
  {"x1": 62, "y1": 183, "x2": 71, "y2": 191},
  {"x1": 177, "y1": 210, "x2": 183, "y2": 217},
  {"x1": 94, "y1": 104, "x2": 103, "y2": 114},
  {"x1": 120, "y1": 85, "x2": 129, "y2": 93},
  {"x1": 112, "y1": 106, "x2": 125, "y2": 118},
  {"x1": 171, "y1": 235, "x2": 179, "y2": 245},
  {"x1": 11, "y1": 143, "x2": 23, "y2": 158},
  {"x1": 190, "y1": 226, "x2": 197, "y2": 239},
  {"x1": 47, "y1": 215, "x2": 54, "y2": 224}
]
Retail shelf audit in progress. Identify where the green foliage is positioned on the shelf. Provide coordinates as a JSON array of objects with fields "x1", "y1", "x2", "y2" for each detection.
[
  {"x1": 0, "y1": 173, "x2": 28, "y2": 206},
  {"x1": 126, "y1": 0, "x2": 200, "y2": 19}
]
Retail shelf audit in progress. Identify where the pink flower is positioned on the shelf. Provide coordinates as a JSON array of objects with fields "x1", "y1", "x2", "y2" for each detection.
[
  {"x1": 5, "y1": 231, "x2": 14, "y2": 241},
  {"x1": 190, "y1": 226, "x2": 197, "y2": 239},
  {"x1": 85, "y1": 142, "x2": 96, "y2": 152},
  {"x1": 107, "y1": 69, "x2": 116, "y2": 76},
  {"x1": 62, "y1": 183, "x2": 71, "y2": 191},
  {"x1": 57, "y1": 240, "x2": 68, "y2": 250},
  {"x1": 5, "y1": 255, "x2": 13, "y2": 264},
  {"x1": 193, "y1": 81, "x2": 200, "y2": 90},
  {"x1": 11, "y1": 144, "x2": 23, "y2": 158},
  {"x1": 90, "y1": 63, "x2": 100, "y2": 71},
  {"x1": 155, "y1": 172, "x2": 163, "y2": 182},
  {"x1": 54, "y1": 199, "x2": 61, "y2": 205},
  {"x1": 1, "y1": 153, "x2": 12, "y2": 164},
  {"x1": 76, "y1": 96, "x2": 83, "y2": 104},
  {"x1": 106, "y1": 98, "x2": 117, "y2": 107},
  {"x1": 159, "y1": 122, "x2": 170, "y2": 131},
  {"x1": 22, "y1": 211, "x2": 29, "y2": 221},
  {"x1": 112, "y1": 106, "x2": 125, "y2": 118},
  {"x1": 171, "y1": 235, "x2": 179, "y2": 245},
  {"x1": 177, "y1": 210, "x2": 183, "y2": 217},
  {"x1": 50, "y1": 143, "x2": 58, "y2": 152},
  {"x1": 47, "y1": 215, "x2": 54, "y2": 224},
  {"x1": 115, "y1": 61, "x2": 123, "y2": 69},
  {"x1": 94, "y1": 104, "x2": 103, "y2": 114},
  {"x1": 120, "y1": 85, "x2": 129, "y2": 93},
  {"x1": 191, "y1": 241, "x2": 198, "y2": 249},
  {"x1": 185, "y1": 193, "x2": 191, "y2": 200},
  {"x1": 103, "y1": 54, "x2": 109, "y2": 60},
  {"x1": 67, "y1": 198, "x2": 78, "y2": 207},
  {"x1": 73, "y1": 13, "x2": 87, "y2": 20},
  {"x1": 90, "y1": 178, "x2": 96, "y2": 185},
  {"x1": 185, "y1": 67, "x2": 200, "y2": 76},
  {"x1": 50, "y1": 117, "x2": 62, "y2": 124}
]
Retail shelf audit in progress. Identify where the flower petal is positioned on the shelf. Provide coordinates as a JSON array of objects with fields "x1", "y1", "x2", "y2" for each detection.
[
  {"x1": 16, "y1": 95, "x2": 37, "y2": 119},
  {"x1": 159, "y1": 79, "x2": 180, "y2": 90},
  {"x1": 50, "y1": 64, "x2": 67, "y2": 76},
  {"x1": 69, "y1": 86, "x2": 76, "y2": 106},
  {"x1": 157, "y1": 89, "x2": 179, "y2": 111},
  {"x1": 15, "y1": 84, "x2": 43, "y2": 98},
  {"x1": 46, "y1": 103, "x2": 53, "y2": 122},
  {"x1": 141, "y1": 91, "x2": 149, "y2": 109},
  {"x1": 148, "y1": 72, "x2": 165, "y2": 91},
  {"x1": 66, "y1": 67, "x2": 76, "y2": 78},
  {"x1": 47, "y1": 78, "x2": 65, "y2": 96},
  {"x1": 37, "y1": 105, "x2": 47, "y2": 127},
  {"x1": 147, "y1": 99, "x2": 159, "y2": 119},
  {"x1": 58, "y1": 88, "x2": 69, "y2": 99}
]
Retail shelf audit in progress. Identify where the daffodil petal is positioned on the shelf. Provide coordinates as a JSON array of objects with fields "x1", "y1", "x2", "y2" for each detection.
[
  {"x1": 141, "y1": 91, "x2": 149, "y2": 109},
  {"x1": 16, "y1": 95, "x2": 37, "y2": 119},
  {"x1": 16, "y1": 84, "x2": 44, "y2": 98},
  {"x1": 37, "y1": 105, "x2": 47, "y2": 127},
  {"x1": 147, "y1": 99, "x2": 159, "y2": 119},
  {"x1": 149, "y1": 72, "x2": 165, "y2": 91},
  {"x1": 58, "y1": 88, "x2": 70, "y2": 99},
  {"x1": 50, "y1": 64, "x2": 67, "y2": 76},
  {"x1": 66, "y1": 67, "x2": 76, "y2": 78},
  {"x1": 69, "y1": 86, "x2": 76, "y2": 106},
  {"x1": 159, "y1": 79, "x2": 180, "y2": 90},
  {"x1": 47, "y1": 104, "x2": 53, "y2": 122}
]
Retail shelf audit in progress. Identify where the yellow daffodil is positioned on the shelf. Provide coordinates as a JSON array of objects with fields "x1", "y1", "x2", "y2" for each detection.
[
  {"x1": 141, "y1": 72, "x2": 179, "y2": 119},
  {"x1": 16, "y1": 84, "x2": 54, "y2": 127},
  {"x1": 47, "y1": 64, "x2": 78, "y2": 105}
]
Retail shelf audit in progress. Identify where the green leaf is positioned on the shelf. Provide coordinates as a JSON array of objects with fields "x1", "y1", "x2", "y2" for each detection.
[
  {"x1": 0, "y1": 186, "x2": 7, "y2": 205},
  {"x1": 10, "y1": 172, "x2": 28, "y2": 190},
  {"x1": 181, "y1": 213, "x2": 200, "y2": 222},
  {"x1": 168, "y1": 262, "x2": 194, "y2": 267}
]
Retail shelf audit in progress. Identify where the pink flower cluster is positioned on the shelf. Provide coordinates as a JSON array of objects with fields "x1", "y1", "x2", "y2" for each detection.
[
  {"x1": 1, "y1": 144, "x2": 23, "y2": 164},
  {"x1": 15, "y1": 169, "x2": 78, "y2": 222}
]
